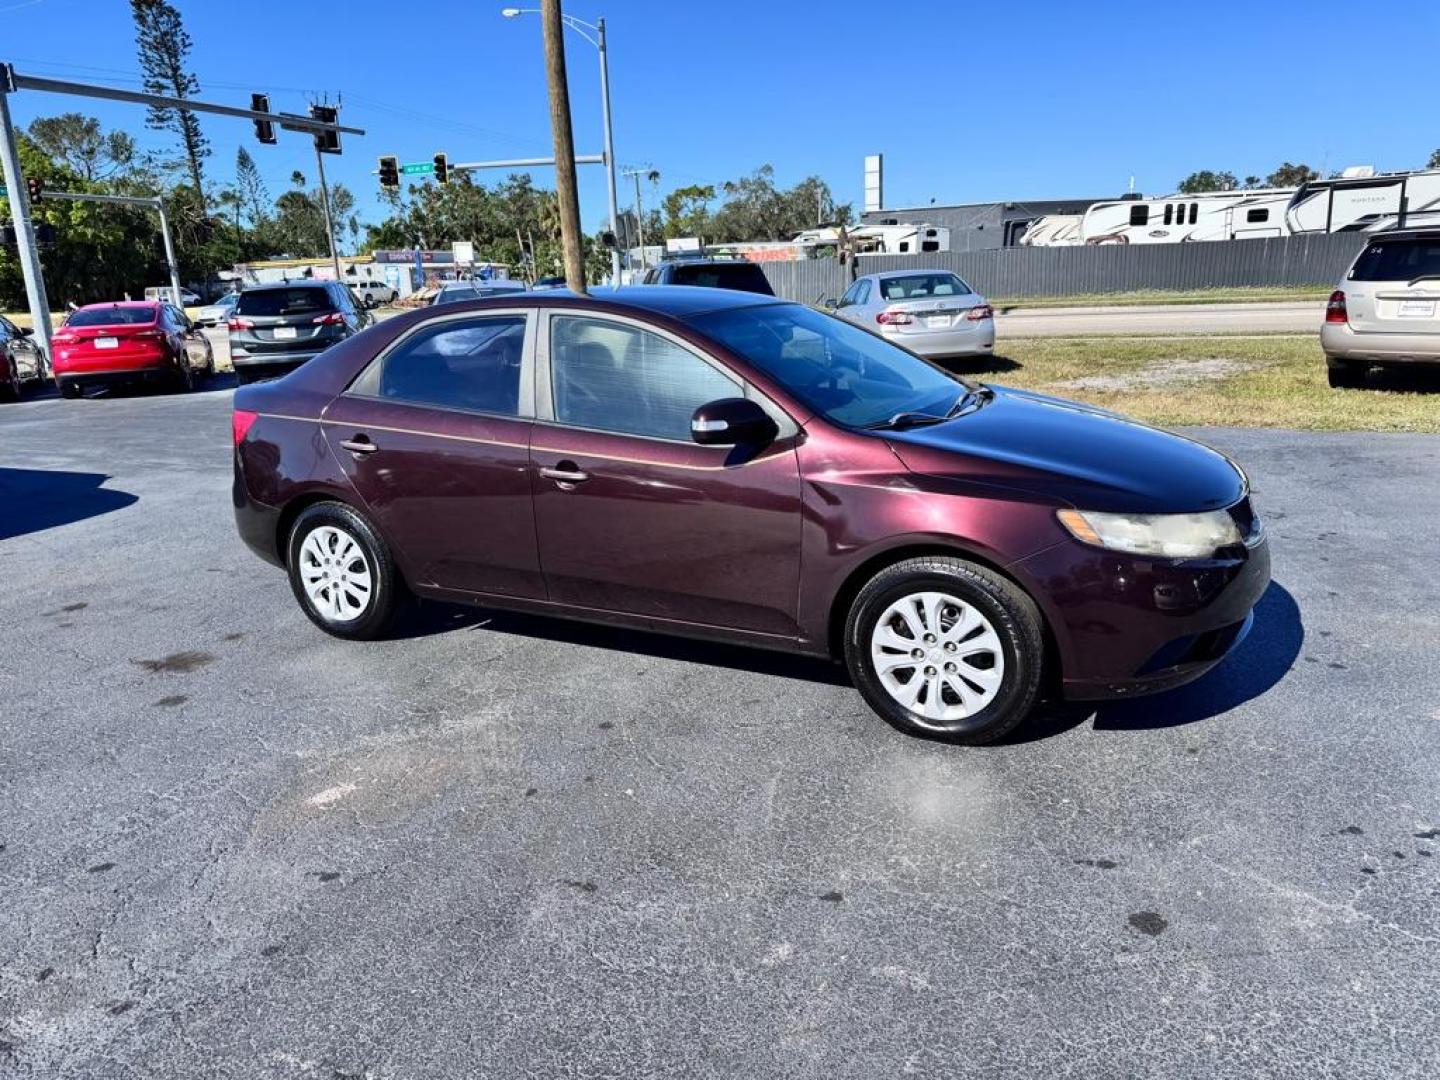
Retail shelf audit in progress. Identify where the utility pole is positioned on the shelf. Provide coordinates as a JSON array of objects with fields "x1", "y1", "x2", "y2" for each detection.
[
  {"x1": 541, "y1": 0, "x2": 586, "y2": 294},
  {"x1": 595, "y1": 17, "x2": 621, "y2": 284},
  {"x1": 313, "y1": 141, "x2": 341, "y2": 281},
  {"x1": 0, "y1": 77, "x2": 54, "y2": 364},
  {"x1": 622, "y1": 166, "x2": 650, "y2": 270}
]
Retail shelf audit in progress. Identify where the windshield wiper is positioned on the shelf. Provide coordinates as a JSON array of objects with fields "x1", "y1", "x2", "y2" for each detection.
[{"x1": 866, "y1": 386, "x2": 993, "y2": 430}]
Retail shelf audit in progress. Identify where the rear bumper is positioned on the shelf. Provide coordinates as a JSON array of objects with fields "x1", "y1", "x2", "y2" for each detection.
[
  {"x1": 230, "y1": 348, "x2": 327, "y2": 369},
  {"x1": 1011, "y1": 532, "x2": 1271, "y2": 701},
  {"x1": 1321, "y1": 323, "x2": 1440, "y2": 364},
  {"x1": 884, "y1": 320, "x2": 996, "y2": 358},
  {"x1": 54, "y1": 366, "x2": 173, "y2": 387},
  {"x1": 233, "y1": 451, "x2": 285, "y2": 567}
]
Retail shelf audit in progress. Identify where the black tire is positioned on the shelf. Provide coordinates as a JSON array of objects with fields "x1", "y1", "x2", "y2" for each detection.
[
  {"x1": 0, "y1": 364, "x2": 19, "y2": 402},
  {"x1": 286, "y1": 501, "x2": 400, "y2": 640},
  {"x1": 172, "y1": 352, "x2": 195, "y2": 393},
  {"x1": 58, "y1": 378, "x2": 82, "y2": 399},
  {"x1": 1326, "y1": 358, "x2": 1365, "y2": 389},
  {"x1": 843, "y1": 556, "x2": 1045, "y2": 745}
]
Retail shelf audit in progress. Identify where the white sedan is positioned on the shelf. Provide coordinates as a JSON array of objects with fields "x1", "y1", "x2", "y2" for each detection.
[{"x1": 828, "y1": 271, "x2": 994, "y2": 359}]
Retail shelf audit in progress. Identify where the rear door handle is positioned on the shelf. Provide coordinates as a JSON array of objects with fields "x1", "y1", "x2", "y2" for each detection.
[
  {"x1": 539, "y1": 463, "x2": 590, "y2": 484},
  {"x1": 339, "y1": 435, "x2": 379, "y2": 455}
]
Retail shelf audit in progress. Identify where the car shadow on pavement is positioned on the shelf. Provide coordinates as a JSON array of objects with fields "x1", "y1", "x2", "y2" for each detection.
[
  {"x1": 0, "y1": 467, "x2": 139, "y2": 541},
  {"x1": 1009, "y1": 580, "x2": 1304, "y2": 743},
  {"x1": 939, "y1": 354, "x2": 1023, "y2": 377},
  {"x1": 394, "y1": 599, "x2": 851, "y2": 685}
]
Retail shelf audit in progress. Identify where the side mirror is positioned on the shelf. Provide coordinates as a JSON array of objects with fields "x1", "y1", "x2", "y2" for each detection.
[
  {"x1": 819, "y1": 296, "x2": 838, "y2": 311},
  {"x1": 20, "y1": 326, "x2": 34, "y2": 336},
  {"x1": 690, "y1": 397, "x2": 778, "y2": 447}
]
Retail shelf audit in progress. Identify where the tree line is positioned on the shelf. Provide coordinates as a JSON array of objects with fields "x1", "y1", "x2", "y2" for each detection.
[{"x1": 1177, "y1": 150, "x2": 1440, "y2": 194}]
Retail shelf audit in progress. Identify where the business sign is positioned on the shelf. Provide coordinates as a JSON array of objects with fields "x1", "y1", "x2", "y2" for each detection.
[
  {"x1": 864, "y1": 154, "x2": 883, "y2": 213},
  {"x1": 452, "y1": 240, "x2": 475, "y2": 265}
]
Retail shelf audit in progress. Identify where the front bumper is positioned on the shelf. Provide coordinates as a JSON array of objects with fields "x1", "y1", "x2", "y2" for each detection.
[
  {"x1": 1013, "y1": 531, "x2": 1271, "y2": 701},
  {"x1": 883, "y1": 320, "x2": 995, "y2": 358},
  {"x1": 1321, "y1": 323, "x2": 1440, "y2": 365}
]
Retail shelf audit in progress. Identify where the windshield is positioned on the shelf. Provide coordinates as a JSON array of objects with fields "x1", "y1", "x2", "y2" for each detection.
[
  {"x1": 66, "y1": 306, "x2": 157, "y2": 327},
  {"x1": 879, "y1": 273, "x2": 972, "y2": 300},
  {"x1": 1349, "y1": 238, "x2": 1440, "y2": 282},
  {"x1": 689, "y1": 303, "x2": 967, "y2": 428}
]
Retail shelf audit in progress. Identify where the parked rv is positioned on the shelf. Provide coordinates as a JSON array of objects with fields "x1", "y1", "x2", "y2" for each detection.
[{"x1": 1287, "y1": 167, "x2": 1440, "y2": 236}]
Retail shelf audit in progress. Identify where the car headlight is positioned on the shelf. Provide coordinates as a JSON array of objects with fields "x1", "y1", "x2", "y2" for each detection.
[{"x1": 1056, "y1": 508, "x2": 1242, "y2": 558}]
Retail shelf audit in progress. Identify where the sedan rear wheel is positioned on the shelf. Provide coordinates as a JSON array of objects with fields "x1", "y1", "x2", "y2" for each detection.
[
  {"x1": 845, "y1": 557, "x2": 1044, "y2": 744},
  {"x1": 287, "y1": 503, "x2": 399, "y2": 639},
  {"x1": 1326, "y1": 358, "x2": 1365, "y2": 389}
]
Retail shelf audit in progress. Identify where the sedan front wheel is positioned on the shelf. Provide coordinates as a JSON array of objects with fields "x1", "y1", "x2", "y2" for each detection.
[{"x1": 844, "y1": 556, "x2": 1045, "y2": 744}]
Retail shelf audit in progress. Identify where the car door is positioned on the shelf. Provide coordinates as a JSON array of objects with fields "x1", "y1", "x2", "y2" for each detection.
[
  {"x1": 169, "y1": 306, "x2": 209, "y2": 370},
  {"x1": 530, "y1": 310, "x2": 804, "y2": 638},
  {"x1": 321, "y1": 308, "x2": 545, "y2": 599}
]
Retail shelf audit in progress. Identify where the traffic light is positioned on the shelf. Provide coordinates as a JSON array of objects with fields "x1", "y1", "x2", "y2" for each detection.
[
  {"x1": 26, "y1": 175, "x2": 42, "y2": 203},
  {"x1": 251, "y1": 93, "x2": 276, "y2": 144},
  {"x1": 433, "y1": 152, "x2": 449, "y2": 186},
  {"x1": 35, "y1": 222, "x2": 55, "y2": 246},
  {"x1": 378, "y1": 156, "x2": 399, "y2": 189},
  {"x1": 310, "y1": 104, "x2": 340, "y2": 154}
]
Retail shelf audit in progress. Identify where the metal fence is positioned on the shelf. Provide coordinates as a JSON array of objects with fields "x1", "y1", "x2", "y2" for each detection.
[{"x1": 758, "y1": 232, "x2": 1368, "y2": 303}]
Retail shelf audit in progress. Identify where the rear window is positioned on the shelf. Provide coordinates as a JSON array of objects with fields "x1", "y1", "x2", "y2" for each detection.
[
  {"x1": 236, "y1": 287, "x2": 334, "y2": 317},
  {"x1": 65, "y1": 307, "x2": 156, "y2": 327},
  {"x1": 1349, "y1": 239, "x2": 1440, "y2": 282},
  {"x1": 668, "y1": 262, "x2": 774, "y2": 294},
  {"x1": 879, "y1": 273, "x2": 972, "y2": 300},
  {"x1": 434, "y1": 287, "x2": 482, "y2": 305}
]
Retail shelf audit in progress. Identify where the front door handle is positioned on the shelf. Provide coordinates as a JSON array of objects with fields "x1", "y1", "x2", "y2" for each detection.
[
  {"x1": 339, "y1": 435, "x2": 379, "y2": 455},
  {"x1": 539, "y1": 462, "x2": 590, "y2": 484}
]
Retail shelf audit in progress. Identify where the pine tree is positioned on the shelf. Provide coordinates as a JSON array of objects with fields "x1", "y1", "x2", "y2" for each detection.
[
  {"x1": 131, "y1": 0, "x2": 209, "y2": 207},
  {"x1": 235, "y1": 147, "x2": 269, "y2": 225}
]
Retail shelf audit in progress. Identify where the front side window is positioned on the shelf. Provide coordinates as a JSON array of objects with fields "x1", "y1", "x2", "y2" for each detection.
[
  {"x1": 356, "y1": 315, "x2": 525, "y2": 414},
  {"x1": 1129, "y1": 204, "x2": 1150, "y2": 227},
  {"x1": 550, "y1": 315, "x2": 740, "y2": 441},
  {"x1": 690, "y1": 303, "x2": 965, "y2": 429}
]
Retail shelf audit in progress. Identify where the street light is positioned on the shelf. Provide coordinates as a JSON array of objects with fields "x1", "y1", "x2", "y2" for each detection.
[{"x1": 502, "y1": 6, "x2": 622, "y2": 283}]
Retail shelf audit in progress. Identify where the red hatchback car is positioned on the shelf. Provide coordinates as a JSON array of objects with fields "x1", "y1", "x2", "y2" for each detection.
[
  {"x1": 232, "y1": 288, "x2": 1269, "y2": 743},
  {"x1": 52, "y1": 301, "x2": 213, "y2": 398}
]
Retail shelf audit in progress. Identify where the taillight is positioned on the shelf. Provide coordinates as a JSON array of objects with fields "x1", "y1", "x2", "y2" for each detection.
[
  {"x1": 134, "y1": 329, "x2": 165, "y2": 339},
  {"x1": 52, "y1": 332, "x2": 77, "y2": 345},
  {"x1": 876, "y1": 310, "x2": 913, "y2": 325},
  {"x1": 232, "y1": 409, "x2": 259, "y2": 445},
  {"x1": 965, "y1": 304, "x2": 994, "y2": 321},
  {"x1": 228, "y1": 318, "x2": 254, "y2": 331},
  {"x1": 1325, "y1": 290, "x2": 1348, "y2": 324},
  {"x1": 312, "y1": 312, "x2": 345, "y2": 326}
]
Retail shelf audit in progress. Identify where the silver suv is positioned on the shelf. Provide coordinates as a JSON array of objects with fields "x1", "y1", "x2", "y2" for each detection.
[{"x1": 1323, "y1": 230, "x2": 1440, "y2": 388}]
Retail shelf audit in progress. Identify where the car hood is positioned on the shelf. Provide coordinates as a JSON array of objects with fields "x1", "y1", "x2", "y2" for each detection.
[{"x1": 884, "y1": 385, "x2": 1245, "y2": 514}]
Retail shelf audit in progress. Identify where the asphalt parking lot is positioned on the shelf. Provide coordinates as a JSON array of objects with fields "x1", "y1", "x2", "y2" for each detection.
[{"x1": 2, "y1": 383, "x2": 1439, "y2": 1078}]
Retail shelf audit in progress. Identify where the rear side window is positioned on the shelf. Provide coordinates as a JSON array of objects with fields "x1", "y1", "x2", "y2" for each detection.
[
  {"x1": 879, "y1": 273, "x2": 971, "y2": 300},
  {"x1": 1129, "y1": 204, "x2": 1150, "y2": 227},
  {"x1": 667, "y1": 263, "x2": 774, "y2": 294},
  {"x1": 236, "y1": 288, "x2": 333, "y2": 317},
  {"x1": 1348, "y1": 239, "x2": 1440, "y2": 282},
  {"x1": 355, "y1": 316, "x2": 526, "y2": 414},
  {"x1": 65, "y1": 307, "x2": 157, "y2": 327}
]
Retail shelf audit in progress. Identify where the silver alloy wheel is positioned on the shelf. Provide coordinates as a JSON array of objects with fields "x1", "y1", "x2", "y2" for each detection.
[
  {"x1": 298, "y1": 524, "x2": 373, "y2": 624},
  {"x1": 869, "y1": 590, "x2": 1005, "y2": 723}
]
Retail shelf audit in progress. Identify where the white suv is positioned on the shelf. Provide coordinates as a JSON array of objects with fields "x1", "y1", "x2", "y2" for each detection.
[
  {"x1": 1323, "y1": 230, "x2": 1440, "y2": 388},
  {"x1": 351, "y1": 281, "x2": 399, "y2": 308}
]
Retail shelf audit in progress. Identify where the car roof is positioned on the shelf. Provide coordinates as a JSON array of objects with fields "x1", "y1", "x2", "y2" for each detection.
[
  {"x1": 76, "y1": 300, "x2": 159, "y2": 311},
  {"x1": 869, "y1": 269, "x2": 960, "y2": 279},
  {"x1": 1364, "y1": 228, "x2": 1440, "y2": 241},
  {"x1": 556, "y1": 284, "x2": 785, "y2": 317}
]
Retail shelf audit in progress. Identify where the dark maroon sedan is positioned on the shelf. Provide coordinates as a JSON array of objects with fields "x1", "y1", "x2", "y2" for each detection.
[{"x1": 232, "y1": 287, "x2": 1269, "y2": 743}]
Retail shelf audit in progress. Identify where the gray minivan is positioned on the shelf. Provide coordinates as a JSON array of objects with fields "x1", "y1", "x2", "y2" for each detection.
[
  {"x1": 1323, "y1": 230, "x2": 1440, "y2": 388},
  {"x1": 228, "y1": 282, "x2": 371, "y2": 384}
]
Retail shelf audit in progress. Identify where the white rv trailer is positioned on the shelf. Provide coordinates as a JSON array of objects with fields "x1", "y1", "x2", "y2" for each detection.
[
  {"x1": 1066, "y1": 189, "x2": 1295, "y2": 245},
  {"x1": 1285, "y1": 167, "x2": 1440, "y2": 235},
  {"x1": 1017, "y1": 214, "x2": 1083, "y2": 246}
]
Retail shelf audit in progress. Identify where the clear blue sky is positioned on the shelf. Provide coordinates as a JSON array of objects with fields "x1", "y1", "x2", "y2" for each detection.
[{"x1": 5, "y1": 0, "x2": 1438, "y2": 239}]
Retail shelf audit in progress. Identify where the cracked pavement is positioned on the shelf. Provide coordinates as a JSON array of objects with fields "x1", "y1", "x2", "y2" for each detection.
[{"x1": 1, "y1": 382, "x2": 1438, "y2": 1077}]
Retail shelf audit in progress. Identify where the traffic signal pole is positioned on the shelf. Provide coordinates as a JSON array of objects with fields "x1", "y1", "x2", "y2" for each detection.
[
  {"x1": 0, "y1": 75, "x2": 55, "y2": 366},
  {"x1": 313, "y1": 141, "x2": 341, "y2": 282}
]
